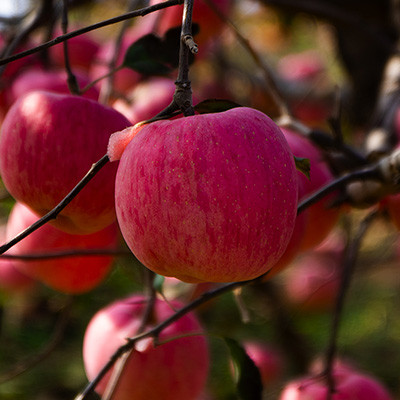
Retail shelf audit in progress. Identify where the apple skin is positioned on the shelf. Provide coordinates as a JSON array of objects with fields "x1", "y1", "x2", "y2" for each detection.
[
  {"x1": 243, "y1": 341, "x2": 284, "y2": 386},
  {"x1": 83, "y1": 294, "x2": 209, "y2": 400},
  {"x1": 0, "y1": 90, "x2": 131, "y2": 234},
  {"x1": 5, "y1": 202, "x2": 118, "y2": 294},
  {"x1": 8, "y1": 68, "x2": 99, "y2": 105},
  {"x1": 113, "y1": 77, "x2": 176, "y2": 124},
  {"x1": 115, "y1": 107, "x2": 298, "y2": 283},
  {"x1": 279, "y1": 367, "x2": 393, "y2": 400},
  {"x1": 281, "y1": 128, "x2": 340, "y2": 251}
]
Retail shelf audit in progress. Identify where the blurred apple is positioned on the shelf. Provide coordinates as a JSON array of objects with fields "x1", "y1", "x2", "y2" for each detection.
[
  {"x1": 83, "y1": 294, "x2": 209, "y2": 400},
  {"x1": 6, "y1": 202, "x2": 118, "y2": 294}
]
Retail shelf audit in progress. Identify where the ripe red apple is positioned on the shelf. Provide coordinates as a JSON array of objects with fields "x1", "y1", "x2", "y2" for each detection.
[
  {"x1": 83, "y1": 294, "x2": 209, "y2": 400},
  {"x1": 282, "y1": 249, "x2": 342, "y2": 312},
  {"x1": 281, "y1": 128, "x2": 340, "y2": 251},
  {"x1": 279, "y1": 367, "x2": 393, "y2": 399},
  {"x1": 151, "y1": 0, "x2": 232, "y2": 49},
  {"x1": 114, "y1": 107, "x2": 298, "y2": 283},
  {"x1": 243, "y1": 341, "x2": 284, "y2": 385},
  {"x1": 8, "y1": 68, "x2": 99, "y2": 105},
  {"x1": 0, "y1": 90, "x2": 131, "y2": 234},
  {"x1": 5, "y1": 202, "x2": 118, "y2": 294},
  {"x1": 113, "y1": 77, "x2": 176, "y2": 124}
]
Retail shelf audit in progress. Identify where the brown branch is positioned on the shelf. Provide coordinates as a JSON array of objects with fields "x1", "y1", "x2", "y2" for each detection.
[{"x1": 0, "y1": 248, "x2": 131, "y2": 261}]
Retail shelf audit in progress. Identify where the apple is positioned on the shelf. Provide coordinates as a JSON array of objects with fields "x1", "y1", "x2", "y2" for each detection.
[
  {"x1": 7, "y1": 68, "x2": 99, "y2": 105},
  {"x1": 83, "y1": 294, "x2": 209, "y2": 400},
  {"x1": 279, "y1": 366, "x2": 393, "y2": 399},
  {"x1": 113, "y1": 77, "x2": 176, "y2": 124},
  {"x1": 281, "y1": 128, "x2": 340, "y2": 251},
  {"x1": 49, "y1": 29, "x2": 100, "y2": 72},
  {"x1": 151, "y1": 0, "x2": 233, "y2": 49},
  {"x1": 114, "y1": 107, "x2": 298, "y2": 283},
  {"x1": 5, "y1": 202, "x2": 118, "y2": 294},
  {"x1": 0, "y1": 90, "x2": 131, "y2": 234},
  {"x1": 281, "y1": 249, "x2": 341, "y2": 312},
  {"x1": 243, "y1": 341, "x2": 284, "y2": 386}
]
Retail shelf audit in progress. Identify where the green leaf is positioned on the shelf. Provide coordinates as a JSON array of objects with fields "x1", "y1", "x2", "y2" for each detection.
[
  {"x1": 122, "y1": 34, "x2": 173, "y2": 76},
  {"x1": 194, "y1": 99, "x2": 242, "y2": 114},
  {"x1": 294, "y1": 156, "x2": 310, "y2": 179},
  {"x1": 224, "y1": 337, "x2": 263, "y2": 400}
]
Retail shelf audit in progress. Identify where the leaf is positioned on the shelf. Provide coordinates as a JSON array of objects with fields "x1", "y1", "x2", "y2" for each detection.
[
  {"x1": 122, "y1": 34, "x2": 173, "y2": 76},
  {"x1": 224, "y1": 337, "x2": 263, "y2": 400},
  {"x1": 294, "y1": 156, "x2": 310, "y2": 179},
  {"x1": 194, "y1": 99, "x2": 242, "y2": 114},
  {"x1": 122, "y1": 25, "x2": 198, "y2": 76}
]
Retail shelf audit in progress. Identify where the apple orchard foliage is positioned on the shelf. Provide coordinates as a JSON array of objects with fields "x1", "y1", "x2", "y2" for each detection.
[{"x1": 0, "y1": 0, "x2": 399, "y2": 399}]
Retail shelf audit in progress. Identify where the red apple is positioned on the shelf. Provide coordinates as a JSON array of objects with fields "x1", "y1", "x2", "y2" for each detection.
[
  {"x1": 279, "y1": 367, "x2": 393, "y2": 399},
  {"x1": 0, "y1": 90, "x2": 131, "y2": 234},
  {"x1": 5, "y1": 202, "x2": 118, "y2": 294},
  {"x1": 243, "y1": 341, "x2": 284, "y2": 385},
  {"x1": 83, "y1": 294, "x2": 209, "y2": 400},
  {"x1": 113, "y1": 77, "x2": 176, "y2": 124},
  {"x1": 8, "y1": 68, "x2": 99, "y2": 105},
  {"x1": 282, "y1": 249, "x2": 342, "y2": 312},
  {"x1": 114, "y1": 107, "x2": 298, "y2": 283},
  {"x1": 281, "y1": 128, "x2": 340, "y2": 251}
]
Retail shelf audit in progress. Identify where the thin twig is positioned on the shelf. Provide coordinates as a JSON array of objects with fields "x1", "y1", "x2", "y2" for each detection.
[
  {"x1": 0, "y1": 155, "x2": 109, "y2": 255},
  {"x1": 323, "y1": 209, "x2": 379, "y2": 399},
  {"x1": 204, "y1": 0, "x2": 292, "y2": 118},
  {"x1": 0, "y1": 248, "x2": 131, "y2": 261}
]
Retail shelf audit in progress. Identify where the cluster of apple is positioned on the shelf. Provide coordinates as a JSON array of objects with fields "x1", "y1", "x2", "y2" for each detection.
[{"x1": 0, "y1": 0, "x2": 398, "y2": 399}]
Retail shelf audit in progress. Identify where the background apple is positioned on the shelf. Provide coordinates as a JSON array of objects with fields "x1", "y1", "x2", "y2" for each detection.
[
  {"x1": 7, "y1": 68, "x2": 99, "y2": 105},
  {"x1": 5, "y1": 202, "x2": 118, "y2": 294},
  {"x1": 0, "y1": 90, "x2": 131, "y2": 234},
  {"x1": 115, "y1": 107, "x2": 298, "y2": 283},
  {"x1": 279, "y1": 365, "x2": 393, "y2": 399},
  {"x1": 112, "y1": 77, "x2": 176, "y2": 124},
  {"x1": 83, "y1": 294, "x2": 209, "y2": 400},
  {"x1": 243, "y1": 341, "x2": 284, "y2": 386},
  {"x1": 281, "y1": 127, "x2": 340, "y2": 251}
]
